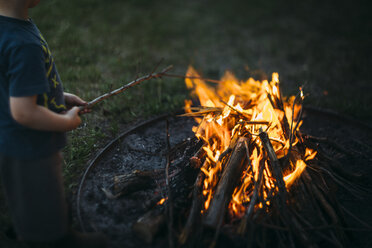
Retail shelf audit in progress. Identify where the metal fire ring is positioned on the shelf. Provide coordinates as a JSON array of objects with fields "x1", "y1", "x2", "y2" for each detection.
[
  {"x1": 76, "y1": 113, "x2": 173, "y2": 232},
  {"x1": 75, "y1": 107, "x2": 371, "y2": 232}
]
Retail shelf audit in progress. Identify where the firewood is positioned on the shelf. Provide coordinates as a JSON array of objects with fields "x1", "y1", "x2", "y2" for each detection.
[
  {"x1": 267, "y1": 93, "x2": 291, "y2": 140},
  {"x1": 179, "y1": 160, "x2": 209, "y2": 245},
  {"x1": 132, "y1": 205, "x2": 165, "y2": 244},
  {"x1": 259, "y1": 130, "x2": 314, "y2": 247},
  {"x1": 113, "y1": 170, "x2": 157, "y2": 196},
  {"x1": 259, "y1": 130, "x2": 287, "y2": 197},
  {"x1": 238, "y1": 157, "x2": 265, "y2": 235},
  {"x1": 203, "y1": 137, "x2": 249, "y2": 228},
  {"x1": 101, "y1": 170, "x2": 158, "y2": 199},
  {"x1": 189, "y1": 145, "x2": 206, "y2": 169},
  {"x1": 165, "y1": 119, "x2": 175, "y2": 248},
  {"x1": 302, "y1": 171, "x2": 339, "y2": 224}
]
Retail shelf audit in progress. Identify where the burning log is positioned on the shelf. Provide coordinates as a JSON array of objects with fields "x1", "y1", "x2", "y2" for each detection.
[
  {"x1": 189, "y1": 145, "x2": 206, "y2": 169},
  {"x1": 238, "y1": 155, "x2": 265, "y2": 235},
  {"x1": 179, "y1": 160, "x2": 208, "y2": 245},
  {"x1": 110, "y1": 67, "x2": 360, "y2": 248},
  {"x1": 203, "y1": 137, "x2": 249, "y2": 228},
  {"x1": 258, "y1": 129, "x2": 287, "y2": 200}
]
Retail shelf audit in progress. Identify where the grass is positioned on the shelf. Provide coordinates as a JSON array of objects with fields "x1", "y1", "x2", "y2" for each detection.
[{"x1": 0, "y1": 0, "x2": 370, "y2": 246}]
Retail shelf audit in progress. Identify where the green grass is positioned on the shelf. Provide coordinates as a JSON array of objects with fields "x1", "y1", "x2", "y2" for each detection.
[{"x1": 0, "y1": 0, "x2": 370, "y2": 246}]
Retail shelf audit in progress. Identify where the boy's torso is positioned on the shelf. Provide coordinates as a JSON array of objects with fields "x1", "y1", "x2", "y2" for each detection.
[{"x1": 0, "y1": 15, "x2": 67, "y2": 159}]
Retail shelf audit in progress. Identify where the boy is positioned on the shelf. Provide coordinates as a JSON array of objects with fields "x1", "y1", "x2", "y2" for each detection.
[{"x1": 0, "y1": 0, "x2": 107, "y2": 247}]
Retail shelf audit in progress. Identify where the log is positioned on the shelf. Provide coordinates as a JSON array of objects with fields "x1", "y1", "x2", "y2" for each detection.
[
  {"x1": 203, "y1": 137, "x2": 249, "y2": 228},
  {"x1": 179, "y1": 160, "x2": 209, "y2": 244},
  {"x1": 101, "y1": 170, "x2": 158, "y2": 199},
  {"x1": 189, "y1": 145, "x2": 206, "y2": 169},
  {"x1": 113, "y1": 170, "x2": 157, "y2": 196},
  {"x1": 165, "y1": 119, "x2": 175, "y2": 248},
  {"x1": 132, "y1": 205, "x2": 165, "y2": 244},
  {"x1": 238, "y1": 158, "x2": 265, "y2": 235},
  {"x1": 133, "y1": 162, "x2": 199, "y2": 244},
  {"x1": 259, "y1": 130, "x2": 313, "y2": 247},
  {"x1": 258, "y1": 130, "x2": 287, "y2": 197}
]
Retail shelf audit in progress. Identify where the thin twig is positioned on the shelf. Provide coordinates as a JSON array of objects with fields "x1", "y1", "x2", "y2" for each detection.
[
  {"x1": 165, "y1": 119, "x2": 174, "y2": 248},
  {"x1": 220, "y1": 99, "x2": 247, "y2": 119},
  {"x1": 303, "y1": 134, "x2": 355, "y2": 157},
  {"x1": 287, "y1": 90, "x2": 303, "y2": 158},
  {"x1": 151, "y1": 58, "x2": 164, "y2": 75},
  {"x1": 239, "y1": 150, "x2": 265, "y2": 234},
  {"x1": 80, "y1": 65, "x2": 173, "y2": 111}
]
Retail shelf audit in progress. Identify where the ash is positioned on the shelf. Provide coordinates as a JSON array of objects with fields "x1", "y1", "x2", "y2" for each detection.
[{"x1": 77, "y1": 112, "x2": 372, "y2": 248}]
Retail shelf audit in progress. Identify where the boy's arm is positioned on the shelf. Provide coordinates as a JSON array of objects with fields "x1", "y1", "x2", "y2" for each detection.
[{"x1": 10, "y1": 95, "x2": 81, "y2": 132}]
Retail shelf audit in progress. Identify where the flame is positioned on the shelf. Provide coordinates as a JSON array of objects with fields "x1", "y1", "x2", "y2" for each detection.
[
  {"x1": 157, "y1": 197, "x2": 167, "y2": 205},
  {"x1": 184, "y1": 66, "x2": 315, "y2": 218}
]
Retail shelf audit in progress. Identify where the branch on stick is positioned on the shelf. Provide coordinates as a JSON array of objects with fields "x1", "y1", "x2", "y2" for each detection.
[{"x1": 80, "y1": 65, "x2": 173, "y2": 111}]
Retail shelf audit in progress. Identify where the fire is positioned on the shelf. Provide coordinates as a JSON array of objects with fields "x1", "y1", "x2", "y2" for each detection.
[
  {"x1": 184, "y1": 66, "x2": 317, "y2": 218},
  {"x1": 157, "y1": 197, "x2": 167, "y2": 206}
]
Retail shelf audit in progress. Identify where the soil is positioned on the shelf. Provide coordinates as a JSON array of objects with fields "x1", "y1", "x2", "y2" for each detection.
[{"x1": 76, "y1": 111, "x2": 372, "y2": 248}]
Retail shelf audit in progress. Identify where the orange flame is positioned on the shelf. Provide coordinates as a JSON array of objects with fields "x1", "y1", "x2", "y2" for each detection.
[
  {"x1": 157, "y1": 197, "x2": 167, "y2": 206},
  {"x1": 185, "y1": 66, "x2": 316, "y2": 218}
]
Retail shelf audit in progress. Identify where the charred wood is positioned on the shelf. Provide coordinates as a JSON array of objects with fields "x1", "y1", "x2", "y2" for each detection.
[
  {"x1": 101, "y1": 170, "x2": 158, "y2": 199},
  {"x1": 238, "y1": 157, "x2": 265, "y2": 235},
  {"x1": 189, "y1": 145, "x2": 206, "y2": 169},
  {"x1": 113, "y1": 170, "x2": 157, "y2": 194},
  {"x1": 259, "y1": 130, "x2": 287, "y2": 197},
  {"x1": 132, "y1": 205, "x2": 165, "y2": 244},
  {"x1": 179, "y1": 160, "x2": 208, "y2": 245},
  {"x1": 204, "y1": 137, "x2": 249, "y2": 228}
]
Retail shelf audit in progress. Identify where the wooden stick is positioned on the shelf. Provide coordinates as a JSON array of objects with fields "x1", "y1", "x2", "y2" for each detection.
[
  {"x1": 189, "y1": 145, "x2": 206, "y2": 169},
  {"x1": 303, "y1": 172, "x2": 339, "y2": 224},
  {"x1": 132, "y1": 205, "x2": 165, "y2": 244},
  {"x1": 203, "y1": 137, "x2": 249, "y2": 228},
  {"x1": 179, "y1": 160, "x2": 208, "y2": 245},
  {"x1": 303, "y1": 134, "x2": 355, "y2": 157},
  {"x1": 112, "y1": 170, "x2": 156, "y2": 195},
  {"x1": 238, "y1": 154, "x2": 265, "y2": 234},
  {"x1": 267, "y1": 93, "x2": 291, "y2": 140},
  {"x1": 80, "y1": 65, "x2": 173, "y2": 111},
  {"x1": 287, "y1": 92, "x2": 303, "y2": 158},
  {"x1": 259, "y1": 129, "x2": 315, "y2": 246},
  {"x1": 258, "y1": 129, "x2": 287, "y2": 197},
  {"x1": 165, "y1": 119, "x2": 174, "y2": 248}
]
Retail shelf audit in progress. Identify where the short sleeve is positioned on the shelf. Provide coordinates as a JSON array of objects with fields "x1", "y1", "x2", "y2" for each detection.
[{"x1": 8, "y1": 44, "x2": 50, "y2": 97}]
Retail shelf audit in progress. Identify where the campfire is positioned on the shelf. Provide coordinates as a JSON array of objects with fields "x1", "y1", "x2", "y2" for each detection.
[
  {"x1": 90, "y1": 66, "x2": 359, "y2": 247},
  {"x1": 182, "y1": 66, "x2": 316, "y2": 225}
]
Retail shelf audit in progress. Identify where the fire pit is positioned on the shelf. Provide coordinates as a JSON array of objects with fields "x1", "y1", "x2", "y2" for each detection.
[{"x1": 76, "y1": 68, "x2": 372, "y2": 248}]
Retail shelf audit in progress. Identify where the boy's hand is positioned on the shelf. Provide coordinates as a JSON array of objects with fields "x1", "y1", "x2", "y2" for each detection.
[
  {"x1": 65, "y1": 106, "x2": 82, "y2": 130},
  {"x1": 64, "y1": 93, "x2": 91, "y2": 114}
]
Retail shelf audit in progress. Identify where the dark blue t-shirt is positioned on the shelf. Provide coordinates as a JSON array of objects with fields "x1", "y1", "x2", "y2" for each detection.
[{"x1": 0, "y1": 15, "x2": 67, "y2": 159}]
